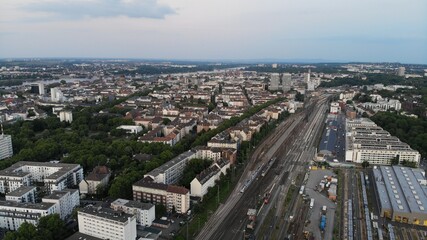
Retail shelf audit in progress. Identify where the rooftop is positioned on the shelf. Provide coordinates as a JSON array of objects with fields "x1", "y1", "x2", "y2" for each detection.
[
  {"x1": 111, "y1": 198, "x2": 154, "y2": 210},
  {"x1": 0, "y1": 200, "x2": 56, "y2": 210},
  {"x1": 43, "y1": 189, "x2": 78, "y2": 200},
  {"x1": 0, "y1": 161, "x2": 82, "y2": 180},
  {"x1": 66, "y1": 232, "x2": 102, "y2": 240},
  {"x1": 145, "y1": 150, "x2": 195, "y2": 177},
  {"x1": 78, "y1": 206, "x2": 134, "y2": 223},
  {"x1": 373, "y1": 166, "x2": 427, "y2": 214},
  {"x1": 6, "y1": 185, "x2": 36, "y2": 197}
]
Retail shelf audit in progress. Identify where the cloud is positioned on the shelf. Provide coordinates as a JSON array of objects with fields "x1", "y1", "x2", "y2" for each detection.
[{"x1": 25, "y1": 0, "x2": 175, "y2": 20}]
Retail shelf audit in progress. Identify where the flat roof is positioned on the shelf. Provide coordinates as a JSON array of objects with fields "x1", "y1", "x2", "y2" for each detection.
[
  {"x1": 79, "y1": 206, "x2": 134, "y2": 223},
  {"x1": 0, "y1": 200, "x2": 56, "y2": 210},
  {"x1": 6, "y1": 186, "x2": 36, "y2": 197},
  {"x1": 0, "y1": 161, "x2": 82, "y2": 180},
  {"x1": 145, "y1": 150, "x2": 195, "y2": 177},
  {"x1": 111, "y1": 198, "x2": 154, "y2": 210},
  {"x1": 66, "y1": 232, "x2": 102, "y2": 240},
  {"x1": 43, "y1": 189, "x2": 78, "y2": 200},
  {"x1": 374, "y1": 166, "x2": 427, "y2": 215}
]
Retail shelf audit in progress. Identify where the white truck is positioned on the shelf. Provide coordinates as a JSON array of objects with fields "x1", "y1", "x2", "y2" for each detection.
[{"x1": 310, "y1": 198, "x2": 315, "y2": 209}]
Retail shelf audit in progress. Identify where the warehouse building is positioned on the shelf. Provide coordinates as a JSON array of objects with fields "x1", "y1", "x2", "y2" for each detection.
[{"x1": 373, "y1": 166, "x2": 427, "y2": 225}]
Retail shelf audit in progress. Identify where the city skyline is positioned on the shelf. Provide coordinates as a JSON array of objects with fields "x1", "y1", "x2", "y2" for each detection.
[{"x1": 1, "y1": 0, "x2": 426, "y2": 64}]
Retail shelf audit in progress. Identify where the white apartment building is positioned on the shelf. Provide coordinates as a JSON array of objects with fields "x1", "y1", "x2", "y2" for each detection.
[
  {"x1": 191, "y1": 159, "x2": 230, "y2": 199},
  {"x1": 362, "y1": 99, "x2": 402, "y2": 112},
  {"x1": 111, "y1": 198, "x2": 155, "y2": 226},
  {"x1": 78, "y1": 206, "x2": 136, "y2": 240},
  {"x1": 38, "y1": 83, "x2": 45, "y2": 95},
  {"x1": 282, "y1": 73, "x2": 292, "y2": 92},
  {"x1": 5, "y1": 186, "x2": 37, "y2": 203},
  {"x1": 51, "y1": 87, "x2": 64, "y2": 102},
  {"x1": 42, "y1": 189, "x2": 80, "y2": 220},
  {"x1": 207, "y1": 139, "x2": 238, "y2": 149},
  {"x1": 191, "y1": 165, "x2": 220, "y2": 199},
  {"x1": 116, "y1": 125, "x2": 143, "y2": 134},
  {"x1": 0, "y1": 201, "x2": 57, "y2": 230},
  {"x1": 269, "y1": 73, "x2": 280, "y2": 91},
  {"x1": 0, "y1": 161, "x2": 83, "y2": 194},
  {"x1": 330, "y1": 102, "x2": 341, "y2": 114},
  {"x1": 144, "y1": 150, "x2": 196, "y2": 185},
  {"x1": 0, "y1": 134, "x2": 13, "y2": 160},
  {"x1": 345, "y1": 118, "x2": 421, "y2": 165},
  {"x1": 194, "y1": 146, "x2": 222, "y2": 161},
  {"x1": 59, "y1": 111, "x2": 73, "y2": 123}
]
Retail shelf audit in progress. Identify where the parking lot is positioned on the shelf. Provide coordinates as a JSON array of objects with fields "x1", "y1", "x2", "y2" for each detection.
[{"x1": 304, "y1": 169, "x2": 337, "y2": 240}]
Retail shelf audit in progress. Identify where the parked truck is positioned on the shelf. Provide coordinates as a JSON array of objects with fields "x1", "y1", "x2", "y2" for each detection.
[{"x1": 319, "y1": 215, "x2": 326, "y2": 231}]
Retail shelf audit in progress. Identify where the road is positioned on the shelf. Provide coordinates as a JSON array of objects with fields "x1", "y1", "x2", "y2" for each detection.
[{"x1": 196, "y1": 94, "x2": 330, "y2": 240}]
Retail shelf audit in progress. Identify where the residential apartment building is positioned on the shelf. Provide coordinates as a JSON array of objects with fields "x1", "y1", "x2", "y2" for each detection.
[
  {"x1": 345, "y1": 118, "x2": 421, "y2": 165},
  {"x1": 144, "y1": 150, "x2": 196, "y2": 185},
  {"x1": 0, "y1": 134, "x2": 13, "y2": 160},
  {"x1": 77, "y1": 206, "x2": 136, "y2": 240},
  {"x1": 42, "y1": 189, "x2": 80, "y2": 220},
  {"x1": 59, "y1": 110, "x2": 73, "y2": 123},
  {"x1": 191, "y1": 165, "x2": 220, "y2": 199},
  {"x1": 191, "y1": 159, "x2": 230, "y2": 199},
  {"x1": 207, "y1": 138, "x2": 238, "y2": 150},
  {"x1": 269, "y1": 73, "x2": 280, "y2": 91},
  {"x1": 5, "y1": 186, "x2": 37, "y2": 203},
  {"x1": 282, "y1": 73, "x2": 292, "y2": 92},
  {"x1": 133, "y1": 180, "x2": 190, "y2": 214},
  {"x1": 111, "y1": 198, "x2": 155, "y2": 226},
  {"x1": 0, "y1": 161, "x2": 83, "y2": 194},
  {"x1": 79, "y1": 165, "x2": 111, "y2": 195},
  {"x1": 0, "y1": 201, "x2": 58, "y2": 230}
]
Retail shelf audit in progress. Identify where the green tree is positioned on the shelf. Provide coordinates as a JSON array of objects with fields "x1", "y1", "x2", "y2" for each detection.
[
  {"x1": 4, "y1": 222, "x2": 39, "y2": 240},
  {"x1": 362, "y1": 161, "x2": 369, "y2": 169},
  {"x1": 37, "y1": 214, "x2": 68, "y2": 240},
  {"x1": 390, "y1": 156, "x2": 399, "y2": 165}
]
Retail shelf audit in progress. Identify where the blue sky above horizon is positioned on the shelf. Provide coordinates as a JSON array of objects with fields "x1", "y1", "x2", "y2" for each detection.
[{"x1": 1, "y1": 0, "x2": 426, "y2": 64}]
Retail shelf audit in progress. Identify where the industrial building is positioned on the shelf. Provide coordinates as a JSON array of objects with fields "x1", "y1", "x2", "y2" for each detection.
[
  {"x1": 373, "y1": 166, "x2": 427, "y2": 225},
  {"x1": 345, "y1": 118, "x2": 420, "y2": 165}
]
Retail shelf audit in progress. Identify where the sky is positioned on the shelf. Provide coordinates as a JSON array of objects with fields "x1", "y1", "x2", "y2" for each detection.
[{"x1": 1, "y1": 0, "x2": 426, "y2": 64}]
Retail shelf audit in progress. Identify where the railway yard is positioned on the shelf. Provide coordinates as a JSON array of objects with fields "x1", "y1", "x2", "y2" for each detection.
[{"x1": 193, "y1": 92, "x2": 427, "y2": 240}]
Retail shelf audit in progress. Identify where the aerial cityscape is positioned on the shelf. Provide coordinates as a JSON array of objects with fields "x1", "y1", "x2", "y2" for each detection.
[{"x1": 0, "y1": 1, "x2": 427, "y2": 240}]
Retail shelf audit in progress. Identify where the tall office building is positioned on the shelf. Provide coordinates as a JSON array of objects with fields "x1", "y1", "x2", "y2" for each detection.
[
  {"x1": 397, "y1": 67, "x2": 405, "y2": 76},
  {"x1": 51, "y1": 87, "x2": 64, "y2": 102},
  {"x1": 0, "y1": 127, "x2": 13, "y2": 160},
  {"x1": 59, "y1": 111, "x2": 73, "y2": 123},
  {"x1": 282, "y1": 73, "x2": 292, "y2": 92},
  {"x1": 38, "y1": 83, "x2": 45, "y2": 95},
  {"x1": 304, "y1": 69, "x2": 311, "y2": 83},
  {"x1": 269, "y1": 73, "x2": 280, "y2": 91}
]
